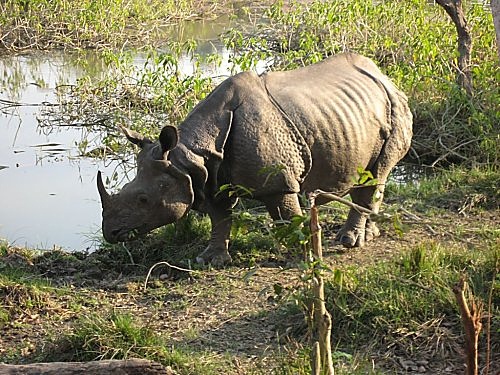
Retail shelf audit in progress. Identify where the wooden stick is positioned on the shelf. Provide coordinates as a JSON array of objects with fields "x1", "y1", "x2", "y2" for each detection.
[
  {"x1": 309, "y1": 194, "x2": 335, "y2": 375},
  {"x1": 453, "y1": 276, "x2": 483, "y2": 375},
  {"x1": 313, "y1": 189, "x2": 375, "y2": 216},
  {"x1": 312, "y1": 341, "x2": 321, "y2": 375}
]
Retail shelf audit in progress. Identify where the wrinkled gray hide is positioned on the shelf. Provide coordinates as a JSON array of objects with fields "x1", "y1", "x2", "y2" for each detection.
[{"x1": 98, "y1": 53, "x2": 413, "y2": 265}]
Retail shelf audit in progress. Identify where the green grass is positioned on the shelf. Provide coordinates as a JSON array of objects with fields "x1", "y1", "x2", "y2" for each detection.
[
  {"x1": 38, "y1": 311, "x2": 225, "y2": 374},
  {"x1": 0, "y1": 266, "x2": 53, "y2": 328},
  {"x1": 332, "y1": 240, "x2": 497, "y2": 352},
  {"x1": 262, "y1": 166, "x2": 499, "y2": 372},
  {"x1": 271, "y1": 239, "x2": 499, "y2": 372},
  {"x1": 386, "y1": 165, "x2": 500, "y2": 212}
]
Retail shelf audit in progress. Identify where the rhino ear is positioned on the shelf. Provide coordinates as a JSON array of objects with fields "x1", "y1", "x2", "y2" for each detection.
[
  {"x1": 120, "y1": 125, "x2": 152, "y2": 149},
  {"x1": 159, "y1": 126, "x2": 179, "y2": 154}
]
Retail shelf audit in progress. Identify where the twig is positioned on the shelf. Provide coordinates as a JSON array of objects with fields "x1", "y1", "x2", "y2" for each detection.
[
  {"x1": 484, "y1": 260, "x2": 498, "y2": 375},
  {"x1": 143, "y1": 261, "x2": 195, "y2": 291},
  {"x1": 453, "y1": 276, "x2": 483, "y2": 375},
  {"x1": 121, "y1": 243, "x2": 135, "y2": 265},
  {"x1": 312, "y1": 189, "x2": 378, "y2": 216},
  {"x1": 430, "y1": 137, "x2": 478, "y2": 167}
]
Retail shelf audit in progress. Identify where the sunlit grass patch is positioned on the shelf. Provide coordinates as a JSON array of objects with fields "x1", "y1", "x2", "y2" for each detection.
[
  {"x1": 56, "y1": 312, "x2": 167, "y2": 361},
  {"x1": 328, "y1": 240, "x2": 498, "y2": 364},
  {"x1": 386, "y1": 165, "x2": 500, "y2": 212},
  {"x1": 270, "y1": 238, "x2": 498, "y2": 372},
  {"x1": 0, "y1": 270, "x2": 53, "y2": 329}
]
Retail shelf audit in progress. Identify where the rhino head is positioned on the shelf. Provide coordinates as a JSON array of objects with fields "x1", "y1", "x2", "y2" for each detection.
[{"x1": 97, "y1": 126, "x2": 194, "y2": 243}]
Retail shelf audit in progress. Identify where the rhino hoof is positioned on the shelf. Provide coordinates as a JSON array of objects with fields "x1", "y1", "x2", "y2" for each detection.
[
  {"x1": 365, "y1": 221, "x2": 381, "y2": 242},
  {"x1": 335, "y1": 226, "x2": 366, "y2": 248},
  {"x1": 196, "y1": 248, "x2": 232, "y2": 266},
  {"x1": 335, "y1": 220, "x2": 382, "y2": 247}
]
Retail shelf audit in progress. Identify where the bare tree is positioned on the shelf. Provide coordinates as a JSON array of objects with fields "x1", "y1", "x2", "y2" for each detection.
[{"x1": 492, "y1": 0, "x2": 500, "y2": 59}]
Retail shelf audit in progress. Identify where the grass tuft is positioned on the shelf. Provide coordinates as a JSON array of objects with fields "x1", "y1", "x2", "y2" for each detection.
[{"x1": 40, "y1": 310, "x2": 225, "y2": 374}]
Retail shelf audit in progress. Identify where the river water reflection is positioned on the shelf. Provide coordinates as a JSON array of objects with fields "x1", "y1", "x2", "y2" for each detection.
[
  {"x1": 0, "y1": 16, "x2": 244, "y2": 251},
  {"x1": 1, "y1": 52, "x2": 120, "y2": 251}
]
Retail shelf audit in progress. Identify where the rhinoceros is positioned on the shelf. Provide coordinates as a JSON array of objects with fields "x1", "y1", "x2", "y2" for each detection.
[{"x1": 97, "y1": 52, "x2": 412, "y2": 265}]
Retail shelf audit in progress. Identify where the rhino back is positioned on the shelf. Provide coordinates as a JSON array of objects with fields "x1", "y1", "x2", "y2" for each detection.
[
  {"x1": 174, "y1": 53, "x2": 411, "y2": 202},
  {"x1": 263, "y1": 53, "x2": 409, "y2": 193}
]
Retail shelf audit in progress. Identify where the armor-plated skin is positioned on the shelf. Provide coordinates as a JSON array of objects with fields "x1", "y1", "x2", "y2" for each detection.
[{"x1": 97, "y1": 53, "x2": 413, "y2": 265}]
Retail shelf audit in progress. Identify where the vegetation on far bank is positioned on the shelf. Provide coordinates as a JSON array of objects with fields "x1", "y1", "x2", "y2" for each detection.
[{"x1": 0, "y1": 0, "x2": 235, "y2": 51}]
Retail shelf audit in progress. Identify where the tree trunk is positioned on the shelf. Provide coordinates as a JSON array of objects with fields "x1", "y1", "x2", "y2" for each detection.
[
  {"x1": 436, "y1": 0, "x2": 473, "y2": 95},
  {"x1": 0, "y1": 359, "x2": 174, "y2": 375},
  {"x1": 492, "y1": 0, "x2": 500, "y2": 59}
]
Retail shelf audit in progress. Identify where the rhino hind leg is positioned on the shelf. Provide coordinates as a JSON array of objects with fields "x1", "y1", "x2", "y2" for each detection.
[
  {"x1": 335, "y1": 184, "x2": 382, "y2": 248},
  {"x1": 336, "y1": 127, "x2": 410, "y2": 247}
]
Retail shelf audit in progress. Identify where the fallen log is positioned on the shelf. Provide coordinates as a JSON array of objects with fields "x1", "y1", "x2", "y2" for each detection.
[{"x1": 0, "y1": 359, "x2": 174, "y2": 375}]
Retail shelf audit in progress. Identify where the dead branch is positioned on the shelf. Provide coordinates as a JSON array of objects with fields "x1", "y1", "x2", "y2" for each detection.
[
  {"x1": 491, "y1": 0, "x2": 500, "y2": 60},
  {"x1": 484, "y1": 260, "x2": 498, "y2": 375},
  {"x1": 453, "y1": 276, "x2": 483, "y2": 375},
  {"x1": 435, "y1": 0, "x2": 473, "y2": 95},
  {"x1": 313, "y1": 189, "x2": 375, "y2": 215},
  {"x1": 312, "y1": 341, "x2": 321, "y2": 375}
]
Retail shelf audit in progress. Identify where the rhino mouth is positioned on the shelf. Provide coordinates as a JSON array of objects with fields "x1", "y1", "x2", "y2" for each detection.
[{"x1": 106, "y1": 227, "x2": 143, "y2": 243}]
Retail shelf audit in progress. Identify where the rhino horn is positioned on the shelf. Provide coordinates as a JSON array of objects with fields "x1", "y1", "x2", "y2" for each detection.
[{"x1": 97, "y1": 171, "x2": 110, "y2": 208}]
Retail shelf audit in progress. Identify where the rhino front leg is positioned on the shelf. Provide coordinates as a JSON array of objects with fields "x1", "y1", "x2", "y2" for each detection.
[
  {"x1": 263, "y1": 193, "x2": 303, "y2": 221},
  {"x1": 196, "y1": 205, "x2": 233, "y2": 266}
]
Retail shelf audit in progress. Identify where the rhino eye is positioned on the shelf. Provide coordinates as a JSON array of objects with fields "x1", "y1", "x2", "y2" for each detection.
[{"x1": 138, "y1": 194, "x2": 149, "y2": 205}]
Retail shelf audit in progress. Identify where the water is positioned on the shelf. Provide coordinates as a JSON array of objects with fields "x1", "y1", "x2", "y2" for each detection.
[
  {"x1": 0, "y1": 52, "x2": 111, "y2": 251},
  {"x1": 0, "y1": 15, "x2": 246, "y2": 251}
]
